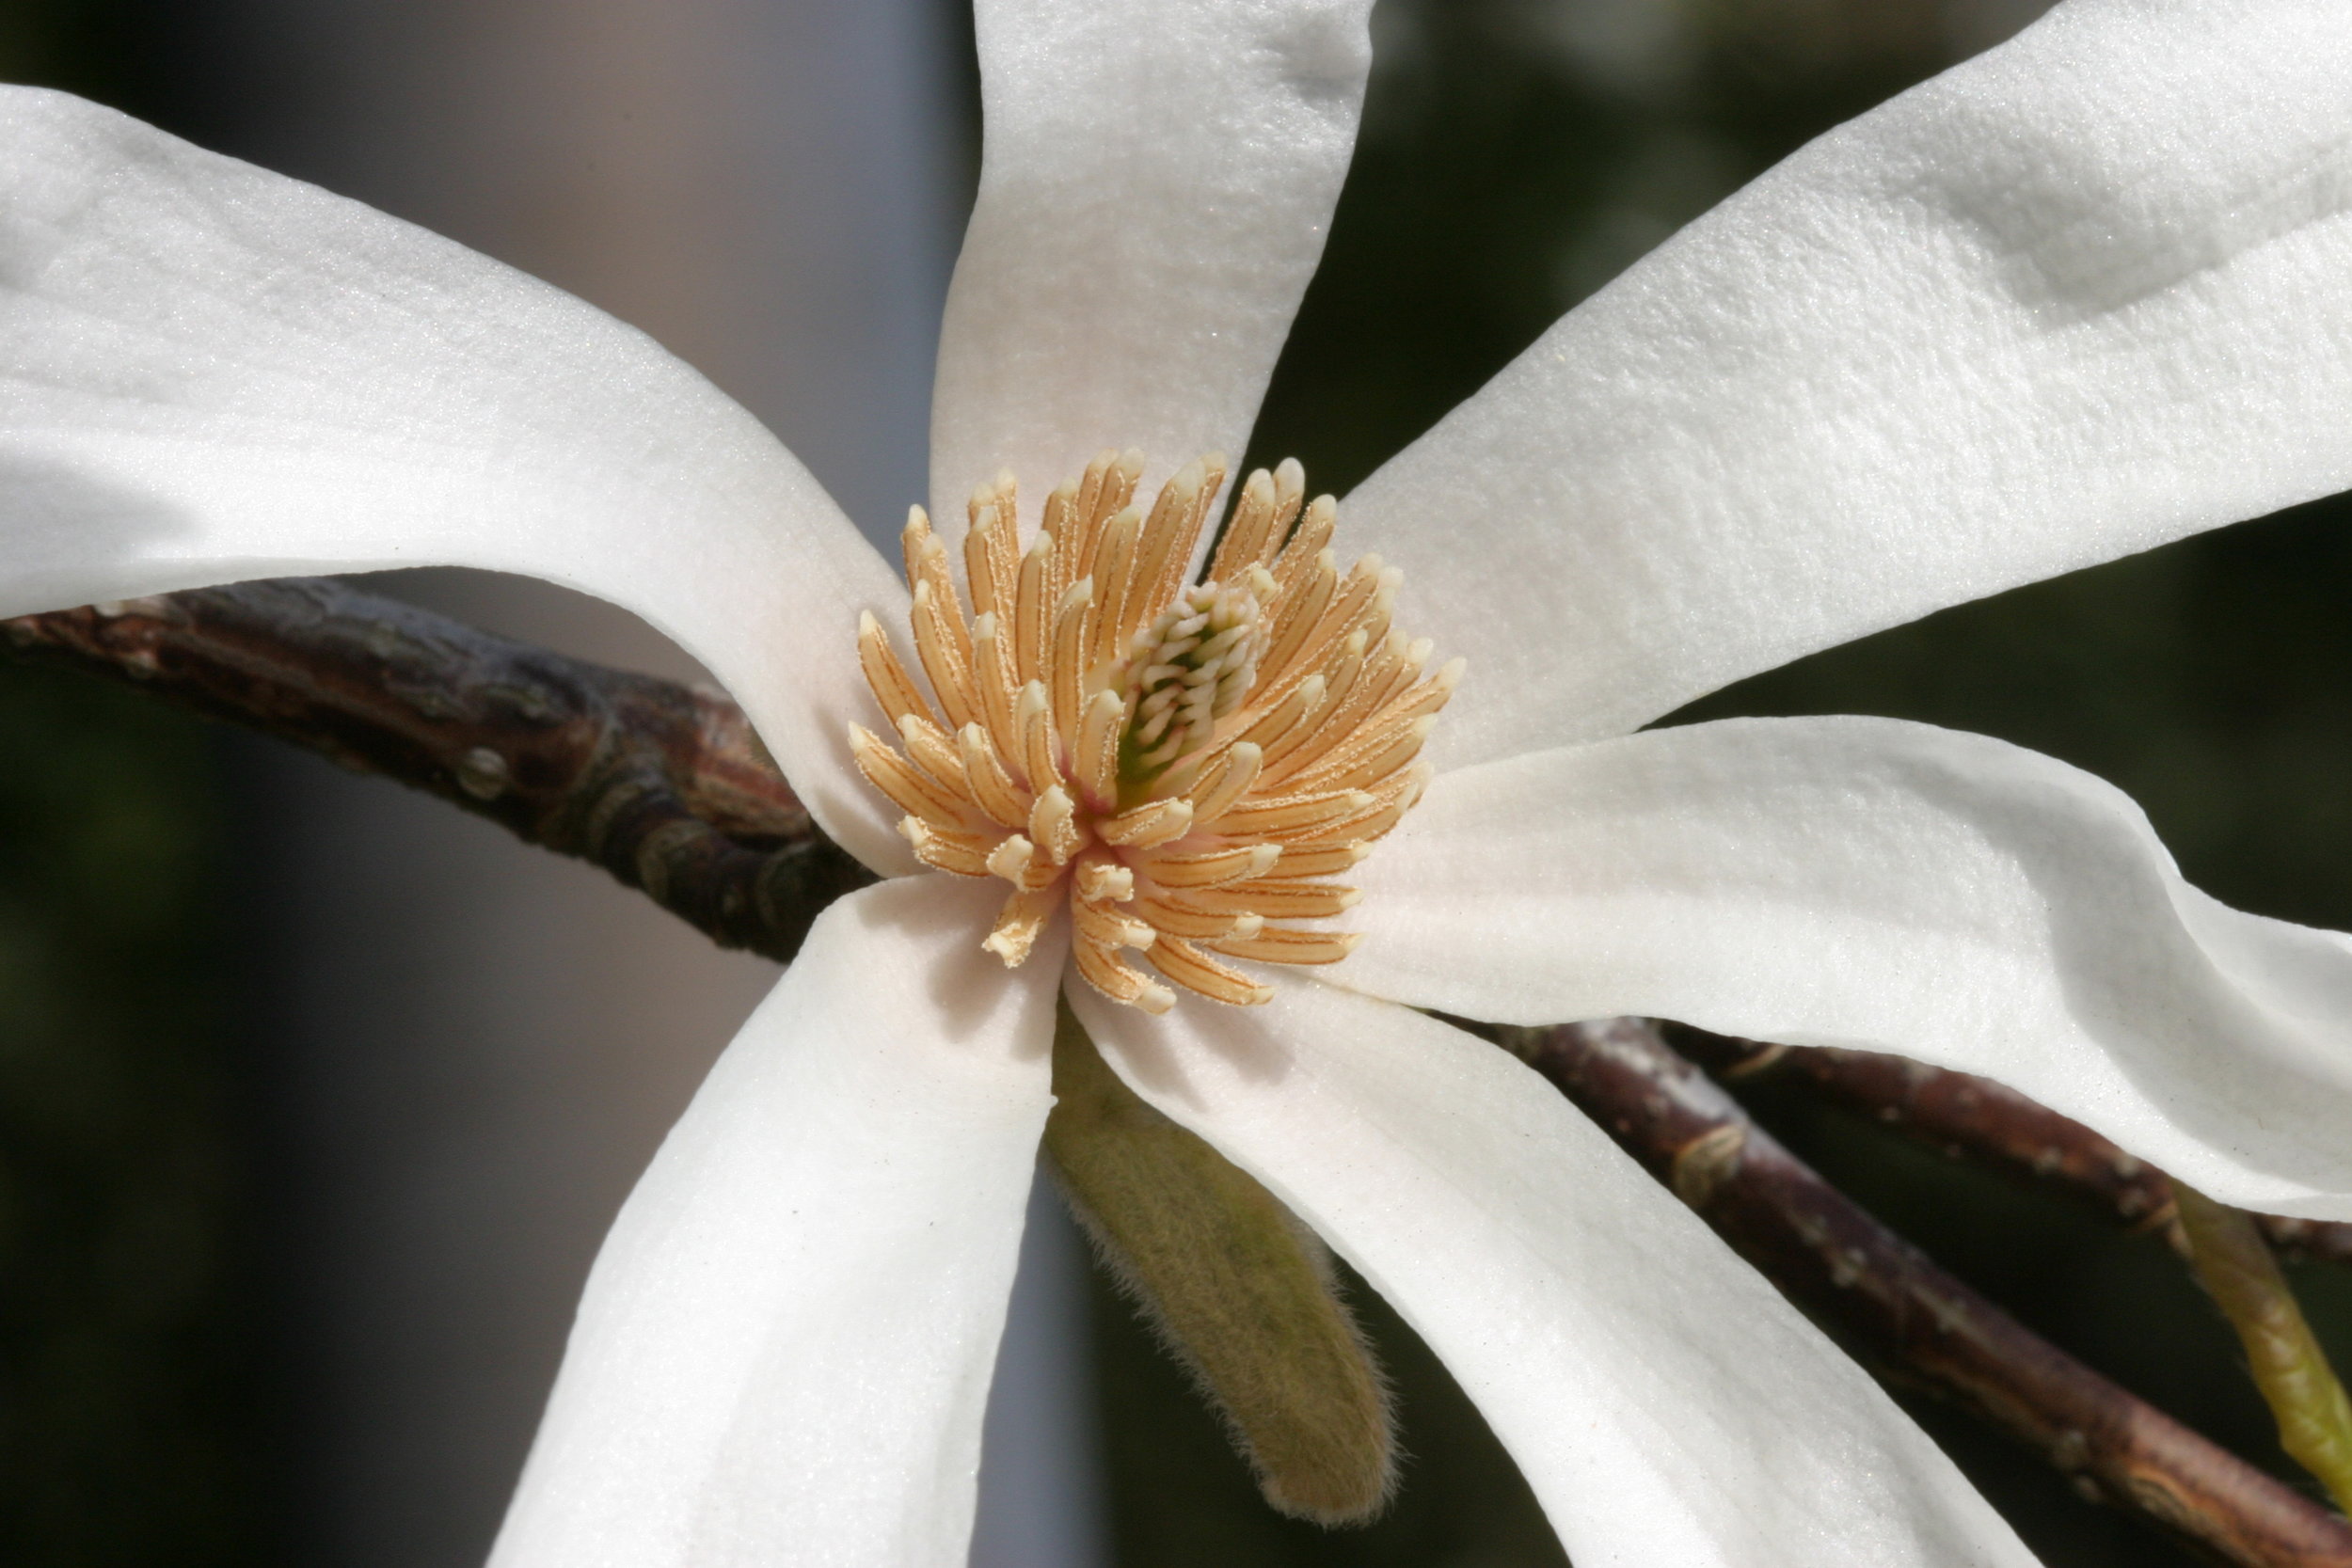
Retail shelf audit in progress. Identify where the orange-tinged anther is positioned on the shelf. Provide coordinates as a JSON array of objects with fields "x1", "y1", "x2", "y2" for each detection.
[
  {"x1": 1100, "y1": 798, "x2": 1194, "y2": 850},
  {"x1": 850, "y1": 455, "x2": 1452, "y2": 1011},
  {"x1": 1260, "y1": 842, "x2": 1374, "y2": 879},
  {"x1": 894, "y1": 714, "x2": 966, "y2": 790},
  {"x1": 1073, "y1": 936, "x2": 1175, "y2": 1015},
  {"x1": 1210, "y1": 789, "x2": 1370, "y2": 839},
  {"x1": 1029, "y1": 785, "x2": 1085, "y2": 866},
  {"x1": 1074, "y1": 689, "x2": 1125, "y2": 808},
  {"x1": 1048, "y1": 580, "x2": 1092, "y2": 742},
  {"x1": 1075, "y1": 895, "x2": 1156, "y2": 953},
  {"x1": 902, "y1": 817, "x2": 994, "y2": 878},
  {"x1": 1296, "y1": 715, "x2": 1438, "y2": 795},
  {"x1": 983, "y1": 888, "x2": 1057, "y2": 968},
  {"x1": 969, "y1": 613, "x2": 1022, "y2": 758},
  {"x1": 911, "y1": 579, "x2": 978, "y2": 731},
  {"x1": 1206, "y1": 927, "x2": 1362, "y2": 966},
  {"x1": 960, "y1": 721, "x2": 1030, "y2": 829},
  {"x1": 858, "y1": 610, "x2": 930, "y2": 730},
  {"x1": 1130, "y1": 892, "x2": 1263, "y2": 942},
  {"x1": 1237, "y1": 674, "x2": 1324, "y2": 759},
  {"x1": 1015, "y1": 681, "x2": 1060, "y2": 797},
  {"x1": 1014, "y1": 531, "x2": 1054, "y2": 685},
  {"x1": 1142, "y1": 842, "x2": 1282, "y2": 890},
  {"x1": 852, "y1": 724, "x2": 974, "y2": 828},
  {"x1": 1168, "y1": 880, "x2": 1360, "y2": 920},
  {"x1": 1075, "y1": 856, "x2": 1136, "y2": 904},
  {"x1": 1188, "y1": 743, "x2": 1263, "y2": 825},
  {"x1": 1148, "y1": 936, "x2": 1274, "y2": 1007},
  {"x1": 985, "y1": 834, "x2": 1036, "y2": 886}
]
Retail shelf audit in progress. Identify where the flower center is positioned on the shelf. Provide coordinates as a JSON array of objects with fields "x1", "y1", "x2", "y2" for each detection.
[{"x1": 849, "y1": 449, "x2": 1459, "y2": 1014}]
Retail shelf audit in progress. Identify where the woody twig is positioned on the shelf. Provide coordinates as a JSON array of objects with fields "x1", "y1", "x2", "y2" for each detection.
[
  {"x1": 2, "y1": 579, "x2": 875, "y2": 965},
  {"x1": 13, "y1": 578, "x2": 2352, "y2": 1562},
  {"x1": 1506, "y1": 1018, "x2": 2352, "y2": 1568}
]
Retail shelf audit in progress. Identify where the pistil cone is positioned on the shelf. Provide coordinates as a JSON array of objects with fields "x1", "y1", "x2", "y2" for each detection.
[{"x1": 850, "y1": 449, "x2": 1459, "y2": 1011}]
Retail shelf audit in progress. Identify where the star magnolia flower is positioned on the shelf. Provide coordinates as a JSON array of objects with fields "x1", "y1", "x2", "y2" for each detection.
[{"x1": 8, "y1": 0, "x2": 2352, "y2": 1561}]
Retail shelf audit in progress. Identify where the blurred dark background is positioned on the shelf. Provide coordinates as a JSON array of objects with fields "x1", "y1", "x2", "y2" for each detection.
[{"x1": 7, "y1": 0, "x2": 2351, "y2": 1564}]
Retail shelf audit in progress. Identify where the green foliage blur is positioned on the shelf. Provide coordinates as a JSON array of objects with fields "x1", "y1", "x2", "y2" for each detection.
[
  {"x1": 7, "y1": 1, "x2": 2352, "y2": 1565},
  {"x1": 0, "y1": 662, "x2": 255, "y2": 1566}
]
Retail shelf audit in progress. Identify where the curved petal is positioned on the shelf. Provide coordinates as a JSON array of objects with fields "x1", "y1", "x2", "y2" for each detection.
[
  {"x1": 1344, "y1": 0, "x2": 2352, "y2": 768},
  {"x1": 1339, "y1": 715, "x2": 2352, "y2": 1219},
  {"x1": 1070, "y1": 980, "x2": 2033, "y2": 1566},
  {"x1": 929, "y1": 0, "x2": 1373, "y2": 531},
  {"x1": 490, "y1": 874, "x2": 1061, "y2": 1567},
  {"x1": 0, "y1": 87, "x2": 914, "y2": 872}
]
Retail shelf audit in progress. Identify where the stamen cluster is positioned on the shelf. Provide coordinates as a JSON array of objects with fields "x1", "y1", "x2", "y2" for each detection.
[
  {"x1": 850, "y1": 450, "x2": 1459, "y2": 1013},
  {"x1": 1117, "y1": 578, "x2": 1267, "y2": 784}
]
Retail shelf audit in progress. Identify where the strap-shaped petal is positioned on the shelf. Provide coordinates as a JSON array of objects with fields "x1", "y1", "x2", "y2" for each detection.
[
  {"x1": 1070, "y1": 979, "x2": 2035, "y2": 1566},
  {"x1": 0, "y1": 87, "x2": 914, "y2": 872},
  {"x1": 1339, "y1": 715, "x2": 2352, "y2": 1220},
  {"x1": 1345, "y1": 0, "x2": 2352, "y2": 769},
  {"x1": 491, "y1": 874, "x2": 1060, "y2": 1567},
  {"x1": 930, "y1": 0, "x2": 1374, "y2": 533}
]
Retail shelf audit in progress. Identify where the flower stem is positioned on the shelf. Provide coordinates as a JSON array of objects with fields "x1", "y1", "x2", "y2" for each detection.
[
  {"x1": 1041, "y1": 1001, "x2": 1396, "y2": 1524},
  {"x1": 2176, "y1": 1182, "x2": 2352, "y2": 1513}
]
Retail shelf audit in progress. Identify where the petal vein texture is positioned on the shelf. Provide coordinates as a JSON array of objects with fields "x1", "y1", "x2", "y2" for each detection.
[
  {"x1": 930, "y1": 0, "x2": 1375, "y2": 532},
  {"x1": 1345, "y1": 0, "x2": 2352, "y2": 768},
  {"x1": 1339, "y1": 716, "x2": 2352, "y2": 1219},
  {"x1": 490, "y1": 876, "x2": 1059, "y2": 1568},
  {"x1": 1073, "y1": 979, "x2": 2036, "y2": 1567},
  {"x1": 0, "y1": 87, "x2": 912, "y2": 870}
]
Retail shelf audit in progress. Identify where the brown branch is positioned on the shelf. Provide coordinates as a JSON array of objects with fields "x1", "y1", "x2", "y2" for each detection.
[
  {"x1": 13, "y1": 578, "x2": 2351, "y2": 1558},
  {"x1": 1, "y1": 580, "x2": 875, "y2": 964},
  {"x1": 1672, "y1": 1029, "x2": 2352, "y2": 1267},
  {"x1": 1505, "y1": 1018, "x2": 2352, "y2": 1568}
]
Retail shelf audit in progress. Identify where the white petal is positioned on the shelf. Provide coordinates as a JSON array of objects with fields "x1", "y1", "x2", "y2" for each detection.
[
  {"x1": 1345, "y1": 0, "x2": 2352, "y2": 768},
  {"x1": 0, "y1": 88, "x2": 914, "y2": 872},
  {"x1": 491, "y1": 874, "x2": 1059, "y2": 1568},
  {"x1": 1339, "y1": 716, "x2": 2352, "y2": 1219},
  {"x1": 930, "y1": 0, "x2": 1373, "y2": 530},
  {"x1": 1070, "y1": 980, "x2": 2033, "y2": 1566}
]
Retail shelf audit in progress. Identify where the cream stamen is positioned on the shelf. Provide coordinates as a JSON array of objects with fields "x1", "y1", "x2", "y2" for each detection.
[{"x1": 850, "y1": 452, "x2": 1456, "y2": 1009}]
